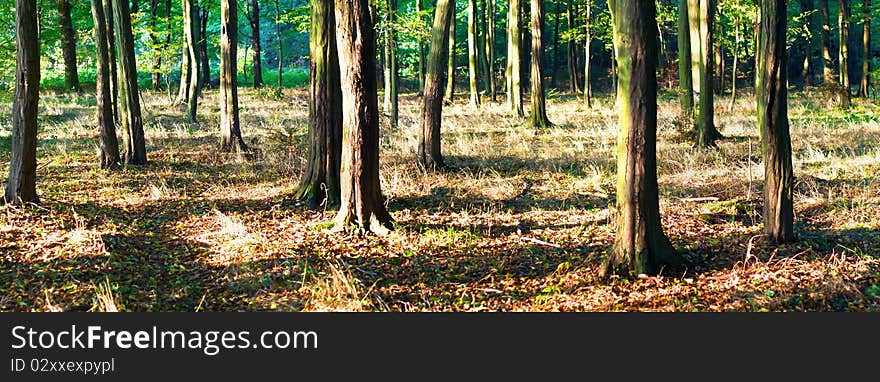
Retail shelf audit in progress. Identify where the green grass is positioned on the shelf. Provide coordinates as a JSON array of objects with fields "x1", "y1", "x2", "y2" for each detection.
[{"x1": 238, "y1": 67, "x2": 309, "y2": 89}]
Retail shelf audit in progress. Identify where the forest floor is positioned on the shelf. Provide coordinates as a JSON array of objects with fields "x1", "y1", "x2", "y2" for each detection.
[{"x1": 1, "y1": 86, "x2": 880, "y2": 312}]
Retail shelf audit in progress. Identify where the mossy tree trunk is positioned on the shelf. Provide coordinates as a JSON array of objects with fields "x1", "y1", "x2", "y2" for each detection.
[
  {"x1": 112, "y1": 0, "x2": 147, "y2": 165},
  {"x1": 90, "y1": 0, "x2": 121, "y2": 170},
  {"x1": 467, "y1": 0, "x2": 481, "y2": 107},
  {"x1": 602, "y1": 0, "x2": 679, "y2": 278},
  {"x1": 57, "y1": 0, "x2": 80, "y2": 92},
  {"x1": 678, "y1": 0, "x2": 693, "y2": 119},
  {"x1": 219, "y1": 0, "x2": 248, "y2": 153},
  {"x1": 819, "y1": 0, "x2": 835, "y2": 83},
  {"x1": 506, "y1": 0, "x2": 523, "y2": 116},
  {"x1": 446, "y1": 3, "x2": 457, "y2": 103},
  {"x1": 250, "y1": 0, "x2": 264, "y2": 88},
  {"x1": 295, "y1": 0, "x2": 342, "y2": 209},
  {"x1": 756, "y1": 0, "x2": 795, "y2": 243},
  {"x1": 419, "y1": 0, "x2": 455, "y2": 170},
  {"x1": 839, "y1": 0, "x2": 851, "y2": 108},
  {"x1": 5, "y1": 0, "x2": 40, "y2": 205},
  {"x1": 527, "y1": 0, "x2": 550, "y2": 127},
  {"x1": 383, "y1": 0, "x2": 399, "y2": 127},
  {"x1": 859, "y1": 0, "x2": 870, "y2": 97},
  {"x1": 332, "y1": 0, "x2": 394, "y2": 235}
]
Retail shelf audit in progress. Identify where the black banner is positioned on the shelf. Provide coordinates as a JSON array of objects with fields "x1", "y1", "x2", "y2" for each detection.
[{"x1": 1, "y1": 313, "x2": 876, "y2": 380}]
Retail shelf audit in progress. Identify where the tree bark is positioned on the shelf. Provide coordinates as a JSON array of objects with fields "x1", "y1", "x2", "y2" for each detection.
[
  {"x1": 757, "y1": 0, "x2": 795, "y2": 243},
  {"x1": 859, "y1": 0, "x2": 871, "y2": 97},
  {"x1": 251, "y1": 0, "x2": 264, "y2": 88},
  {"x1": 485, "y1": 0, "x2": 496, "y2": 101},
  {"x1": 112, "y1": 0, "x2": 148, "y2": 165},
  {"x1": 419, "y1": 0, "x2": 455, "y2": 171},
  {"x1": 332, "y1": 0, "x2": 394, "y2": 235},
  {"x1": 6, "y1": 0, "x2": 40, "y2": 204},
  {"x1": 198, "y1": 6, "x2": 210, "y2": 89},
  {"x1": 183, "y1": 0, "x2": 201, "y2": 122},
  {"x1": 678, "y1": 0, "x2": 693, "y2": 119},
  {"x1": 687, "y1": 0, "x2": 720, "y2": 147},
  {"x1": 446, "y1": 3, "x2": 457, "y2": 103},
  {"x1": 506, "y1": 0, "x2": 523, "y2": 116},
  {"x1": 275, "y1": 0, "x2": 283, "y2": 93},
  {"x1": 584, "y1": 0, "x2": 592, "y2": 107},
  {"x1": 467, "y1": 0, "x2": 481, "y2": 107},
  {"x1": 527, "y1": 0, "x2": 549, "y2": 127},
  {"x1": 296, "y1": 0, "x2": 342, "y2": 209},
  {"x1": 91, "y1": 0, "x2": 121, "y2": 169},
  {"x1": 57, "y1": 0, "x2": 80, "y2": 92},
  {"x1": 602, "y1": 0, "x2": 679, "y2": 278},
  {"x1": 383, "y1": 0, "x2": 399, "y2": 127},
  {"x1": 819, "y1": 0, "x2": 835, "y2": 83},
  {"x1": 728, "y1": 19, "x2": 739, "y2": 111},
  {"x1": 566, "y1": 2, "x2": 580, "y2": 94},
  {"x1": 839, "y1": 0, "x2": 851, "y2": 107},
  {"x1": 105, "y1": 0, "x2": 119, "y2": 122},
  {"x1": 219, "y1": 0, "x2": 248, "y2": 153}
]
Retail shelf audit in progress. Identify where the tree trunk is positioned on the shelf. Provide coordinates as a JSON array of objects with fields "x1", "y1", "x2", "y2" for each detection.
[
  {"x1": 183, "y1": 0, "x2": 201, "y2": 122},
  {"x1": 198, "y1": 6, "x2": 210, "y2": 89},
  {"x1": 757, "y1": 0, "x2": 795, "y2": 244},
  {"x1": 819, "y1": 0, "x2": 835, "y2": 83},
  {"x1": 799, "y1": 0, "x2": 815, "y2": 86},
  {"x1": 56, "y1": 0, "x2": 80, "y2": 92},
  {"x1": 839, "y1": 0, "x2": 851, "y2": 107},
  {"x1": 678, "y1": 0, "x2": 693, "y2": 119},
  {"x1": 506, "y1": 0, "x2": 523, "y2": 116},
  {"x1": 175, "y1": 42, "x2": 191, "y2": 105},
  {"x1": 602, "y1": 0, "x2": 679, "y2": 278},
  {"x1": 383, "y1": 0, "x2": 399, "y2": 127},
  {"x1": 296, "y1": 0, "x2": 342, "y2": 209},
  {"x1": 251, "y1": 0, "x2": 264, "y2": 88},
  {"x1": 332, "y1": 0, "x2": 394, "y2": 235},
  {"x1": 566, "y1": 2, "x2": 580, "y2": 94},
  {"x1": 166, "y1": 0, "x2": 172, "y2": 96},
  {"x1": 527, "y1": 0, "x2": 549, "y2": 127},
  {"x1": 91, "y1": 0, "x2": 121, "y2": 169},
  {"x1": 859, "y1": 0, "x2": 871, "y2": 97},
  {"x1": 715, "y1": 19, "x2": 724, "y2": 94},
  {"x1": 466, "y1": 0, "x2": 481, "y2": 107},
  {"x1": 486, "y1": 0, "x2": 496, "y2": 101},
  {"x1": 275, "y1": 0, "x2": 283, "y2": 93},
  {"x1": 728, "y1": 19, "x2": 739, "y2": 111},
  {"x1": 112, "y1": 0, "x2": 148, "y2": 165},
  {"x1": 5, "y1": 0, "x2": 41, "y2": 205},
  {"x1": 417, "y1": 0, "x2": 426, "y2": 95},
  {"x1": 688, "y1": 0, "x2": 720, "y2": 147},
  {"x1": 584, "y1": 0, "x2": 592, "y2": 107},
  {"x1": 419, "y1": 0, "x2": 455, "y2": 171},
  {"x1": 150, "y1": 0, "x2": 161, "y2": 90},
  {"x1": 105, "y1": 0, "x2": 119, "y2": 122},
  {"x1": 220, "y1": 0, "x2": 248, "y2": 153},
  {"x1": 446, "y1": 3, "x2": 457, "y2": 103}
]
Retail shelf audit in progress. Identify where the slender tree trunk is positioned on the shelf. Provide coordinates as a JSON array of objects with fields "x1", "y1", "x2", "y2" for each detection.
[
  {"x1": 566, "y1": 2, "x2": 580, "y2": 94},
  {"x1": 819, "y1": 0, "x2": 835, "y2": 83},
  {"x1": 6, "y1": 0, "x2": 41, "y2": 204},
  {"x1": 602, "y1": 0, "x2": 679, "y2": 277},
  {"x1": 419, "y1": 0, "x2": 455, "y2": 170},
  {"x1": 688, "y1": 0, "x2": 720, "y2": 147},
  {"x1": 383, "y1": 0, "x2": 399, "y2": 127},
  {"x1": 332, "y1": 0, "x2": 394, "y2": 235},
  {"x1": 467, "y1": 0, "x2": 481, "y2": 106},
  {"x1": 446, "y1": 3, "x2": 457, "y2": 102},
  {"x1": 550, "y1": 0, "x2": 560, "y2": 88},
  {"x1": 527, "y1": 0, "x2": 549, "y2": 127},
  {"x1": 150, "y1": 0, "x2": 161, "y2": 89},
  {"x1": 198, "y1": 6, "x2": 210, "y2": 88},
  {"x1": 860, "y1": 0, "x2": 871, "y2": 97},
  {"x1": 106, "y1": 0, "x2": 119, "y2": 121},
  {"x1": 112, "y1": 0, "x2": 147, "y2": 165},
  {"x1": 56, "y1": 0, "x2": 80, "y2": 92},
  {"x1": 220, "y1": 0, "x2": 248, "y2": 153},
  {"x1": 678, "y1": 0, "x2": 693, "y2": 118},
  {"x1": 506, "y1": 0, "x2": 523, "y2": 116},
  {"x1": 275, "y1": 0, "x2": 283, "y2": 93},
  {"x1": 757, "y1": 0, "x2": 795, "y2": 243},
  {"x1": 91, "y1": 0, "x2": 121, "y2": 169},
  {"x1": 486, "y1": 0, "x2": 496, "y2": 101},
  {"x1": 296, "y1": 0, "x2": 342, "y2": 209},
  {"x1": 728, "y1": 19, "x2": 739, "y2": 111},
  {"x1": 165, "y1": 0, "x2": 172, "y2": 97},
  {"x1": 839, "y1": 0, "x2": 851, "y2": 107},
  {"x1": 251, "y1": 0, "x2": 264, "y2": 88},
  {"x1": 183, "y1": 0, "x2": 201, "y2": 122},
  {"x1": 584, "y1": 0, "x2": 592, "y2": 107},
  {"x1": 175, "y1": 43, "x2": 191, "y2": 104}
]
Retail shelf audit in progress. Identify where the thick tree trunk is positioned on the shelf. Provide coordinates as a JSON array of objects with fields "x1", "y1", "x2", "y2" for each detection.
[
  {"x1": 332, "y1": 0, "x2": 394, "y2": 235},
  {"x1": 584, "y1": 0, "x2": 592, "y2": 107},
  {"x1": 446, "y1": 3, "x2": 457, "y2": 103},
  {"x1": 819, "y1": 0, "x2": 835, "y2": 83},
  {"x1": 296, "y1": 0, "x2": 342, "y2": 209},
  {"x1": 57, "y1": 0, "x2": 80, "y2": 92},
  {"x1": 90, "y1": 0, "x2": 121, "y2": 170},
  {"x1": 383, "y1": 0, "x2": 399, "y2": 127},
  {"x1": 419, "y1": 0, "x2": 455, "y2": 170},
  {"x1": 183, "y1": 0, "x2": 201, "y2": 122},
  {"x1": 506, "y1": 0, "x2": 523, "y2": 116},
  {"x1": 859, "y1": 0, "x2": 871, "y2": 97},
  {"x1": 467, "y1": 0, "x2": 481, "y2": 107},
  {"x1": 566, "y1": 2, "x2": 580, "y2": 94},
  {"x1": 527, "y1": 0, "x2": 549, "y2": 127},
  {"x1": 757, "y1": 0, "x2": 795, "y2": 244},
  {"x1": 6, "y1": 0, "x2": 41, "y2": 205},
  {"x1": 251, "y1": 0, "x2": 264, "y2": 88},
  {"x1": 602, "y1": 0, "x2": 679, "y2": 278},
  {"x1": 219, "y1": 0, "x2": 248, "y2": 153},
  {"x1": 839, "y1": 0, "x2": 851, "y2": 107},
  {"x1": 678, "y1": 0, "x2": 693, "y2": 119},
  {"x1": 112, "y1": 0, "x2": 148, "y2": 165}
]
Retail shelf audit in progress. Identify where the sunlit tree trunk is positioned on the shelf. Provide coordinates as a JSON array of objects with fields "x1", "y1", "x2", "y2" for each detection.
[
  {"x1": 332, "y1": 0, "x2": 394, "y2": 235},
  {"x1": 57, "y1": 0, "x2": 80, "y2": 92},
  {"x1": 839, "y1": 0, "x2": 851, "y2": 107},
  {"x1": 485, "y1": 0, "x2": 496, "y2": 101},
  {"x1": 678, "y1": 0, "x2": 693, "y2": 119},
  {"x1": 251, "y1": 0, "x2": 264, "y2": 88},
  {"x1": 859, "y1": 0, "x2": 871, "y2": 97},
  {"x1": 584, "y1": 0, "x2": 593, "y2": 107},
  {"x1": 527, "y1": 0, "x2": 549, "y2": 127},
  {"x1": 602, "y1": 0, "x2": 679, "y2": 277},
  {"x1": 446, "y1": 3, "x2": 457, "y2": 102},
  {"x1": 467, "y1": 0, "x2": 481, "y2": 107},
  {"x1": 419, "y1": 0, "x2": 455, "y2": 170},
  {"x1": 687, "y1": 0, "x2": 721, "y2": 147},
  {"x1": 219, "y1": 0, "x2": 248, "y2": 153},
  {"x1": 728, "y1": 19, "x2": 739, "y2": 111},
  {"x1": 5, "y1": 0, "x2": 40, "y2": 205},
  {"x1": 383, "y1": 0, "x2": 399, "y2": 127},
  {"x1": 90, "y1": 0, "x2": 121, "y2": 169},
  {"x1": 296, "y1": 0, "x2": 342, "y2": 209},
  {"x1": 757, "y1": 0, "x2": 795, "y2": 243},
  {"x1": 819, "y1": 0, "x2": 835, "y2": 83},
  {"x1": 112, "y1": 0, "x2": 147, "y2": 165},
  {"x1": 506, "y1": 0, "x2": 523, "y2": 116}
]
